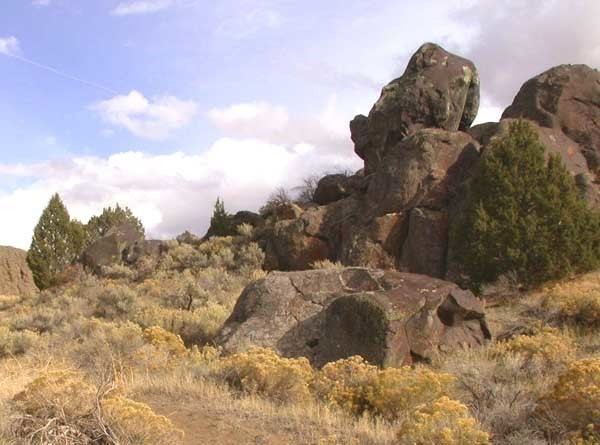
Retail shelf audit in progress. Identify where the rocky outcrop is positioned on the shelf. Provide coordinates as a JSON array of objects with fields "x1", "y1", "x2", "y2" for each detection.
[
  {"x1": 351, "y1": 43, "x2": 480, "y2": 174},
  {"x1": 204, "y1": 211, "x2": 264, "y2": 239},
  {"x1": 254, "y1": 45, "x2": 600, "y2": 282},
  {"x1": 0, "y1": 246, "x2": 37, "y2": 296},
  {"x1": 502, "y1": 64, "x2": 600, "y2": 174},
  {"x1": 313, "y1": 173, "x2": 367, "y2": 205},
  {"x1": 80, "y1": 223, "x2": 144, "y2": 274},
  {"x1": 217, "y1": 267, "x2": 490, "y2": 366}
]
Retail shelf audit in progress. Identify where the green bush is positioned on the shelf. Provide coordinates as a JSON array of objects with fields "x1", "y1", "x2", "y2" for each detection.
[
  {"x1": 452, "y1": 120, "x2": 600, "y2": 291},
  {"x1": 86, "y1": 203, "x2": 145, "y2": 244},
  {"x1": 27, "y1": 194, "x2": 82, "y2": 289}
]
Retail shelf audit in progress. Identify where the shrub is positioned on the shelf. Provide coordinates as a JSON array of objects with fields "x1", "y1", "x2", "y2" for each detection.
[
  {"x1": 12, "y1": 369, "x2": 102, "y2": 443},
  {"x1": 142, "y1": 326, "x2": 187, "y2": 357},
  {"x1": 102, "y1": 396, "x2": 184, "y2": 445},
  {"x1": 313, "y1": 356, "x2": 455, "y2": 421},
  {"x1": 163, "y1": 243, "x2": 207, "y2": 271},
  {"x1": 0, "y1": 326, "x2": 38, "y2": 357},
  {"x1": 94, "y1": 284, "x2": 138, "y2": 320},
  {"x1": 65, "y1": 319, "x2": 146, "y2": 376},
  {"x1": 540, "y1": 274, "x2": 600, "y2": 328},
  {"x1": 133, "y1": 302, "x2": 230, "y2": 345},
  {"x1": 397, "y1": 396, "x2": 490, "y2": 445},
  {"x1": 434, "y1": 345, "x2": 559, "y2": 444},
  {"x1": 234, "y1": 242, "x2": 265, "y2": 273},
  {"x1": 259, "y1": 187, "x2": 293, "y2": 216},
  {"x1": 14, "y1": 370, "x2": 96, "y2": 419},
  {"x1": 539, "y1": 358, "x2": 600, "y2": 438},
  {"x1": 365, "y1": 367, "x2": 455, "y2": 421},
  {"x1": 236, "y1": 223, "x2": 254, "y2": 238},
  {"x1": 101, "y1": 264, "x2": 137, "y2": 281},
  {"x1": 11, "y1": 369, "x2": 182, "y2": 445},
  {"x1": 217, "y1": 347, "x2": 314, "y2": 403},
  {"x1": 492, "y1": 327, "x2": 575, "y2": 366},
  {"x1": 452, "y1": 120, "x2": 600, "y2": 291},
  {"x1": 0, "y1": 294, "x2": 22, "y2": 311},
  {"x1": 311, "y1": 259, "x2": 344, "y2": 270},
  {"x1": 312, "y1": 356, "x2": 379, "y2": 415}
]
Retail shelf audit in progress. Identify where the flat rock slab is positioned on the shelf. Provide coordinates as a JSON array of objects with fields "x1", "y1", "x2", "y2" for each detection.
[{"x1": 217, "y1": 268, "x2": 490, "y2": 367}]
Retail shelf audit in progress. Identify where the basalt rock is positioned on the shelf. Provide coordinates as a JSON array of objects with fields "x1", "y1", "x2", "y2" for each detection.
[
  {"x1": 80, "y1": 222, "x2": 144, "y2": 274},
  {"x1": 502, "y1": 64, "x2": 600, "y2": 174},
  {"x1": 217, "y1": 268, "x2": 490, "y2": 366},
  {"x1": 253, "y1": 44, "x2": 600, "y2": 282},
  {"x1": 0, "y1": 246, "x2": 37, "y2": 296},
  {"x1": 352, "y1": 43, "x2": 480, "y2": 174}
]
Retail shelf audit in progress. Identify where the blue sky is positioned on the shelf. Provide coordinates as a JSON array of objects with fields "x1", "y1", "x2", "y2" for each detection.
[{"x1": 1, "y1": 0, "x2": 599, "y2": 248}]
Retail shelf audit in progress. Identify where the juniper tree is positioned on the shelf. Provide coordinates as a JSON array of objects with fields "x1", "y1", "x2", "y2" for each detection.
[
  {"x1": 27, "y1": 194, "x2": 79, "y2": 289},
  {"x1": 452, "y1": 120, "x2": 600, "y2": 291},
  {"x1": 209, "y1": 198, "x2": 232, "y2": 237},
  {"x1": 86, "y1": 204, "x2": 145, "y2": 243}
]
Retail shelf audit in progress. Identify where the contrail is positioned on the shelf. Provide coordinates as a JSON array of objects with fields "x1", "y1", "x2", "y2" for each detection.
[{"x1": 3, "y1": 52, "x2": 118, "y2": 95}]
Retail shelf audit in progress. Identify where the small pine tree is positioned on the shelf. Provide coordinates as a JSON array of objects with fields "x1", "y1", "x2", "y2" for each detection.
[
  {"x1": 452, "y1": 120, "x2": 600, "y2": 291},
  {"x1": 86, "y1": 204, "x2": 145, "y2": 244},
  {"x1": 27, "y1": 194, "x2": 80, "y2": 289},
  {"x1": 209, "y1": 198, "x2": 232, "y2": 237}
]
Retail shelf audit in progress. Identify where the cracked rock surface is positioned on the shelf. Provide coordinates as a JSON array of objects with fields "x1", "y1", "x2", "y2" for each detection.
[{"x1": 216, "y1": 267, "x2": 490, "y2": 367}]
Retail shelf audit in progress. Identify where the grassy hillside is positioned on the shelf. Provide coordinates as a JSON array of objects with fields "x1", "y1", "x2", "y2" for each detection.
[{"x1": 0, "y1": 234, "x2": 598, "y2": 444}]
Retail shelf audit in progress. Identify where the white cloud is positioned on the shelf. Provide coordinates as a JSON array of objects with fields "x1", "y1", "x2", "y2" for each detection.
[
  {"x1": 214, "y1": 2, "x2": 283, "y2": 39},
  {"x1": 111, "y1": 0, "x2": 174, "y2": 16},
  {"x1": 457, "y1": 0, "x2": 600, "y2": 109},
  {"x1": 0, "y1": 36, "x2": 21, "y2": 57},
  {"x1": 207, "y1": 96, "x2": 352, "y2": 155},
  {"x1": 32, "y1": 0, "x2": 51, "y2": 6},
  {"x1": 91, "y1": 90, "x2": 197, "y2": 140},
  {"x1": 0, "y1": 138, "x2": 361, "y2": 249}
]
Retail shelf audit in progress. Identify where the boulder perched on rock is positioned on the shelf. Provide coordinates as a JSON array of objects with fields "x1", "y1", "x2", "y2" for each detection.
[
  {"x1": 0, "y1": 246, "x2": 37, "y2": 296},
  {"x1": 217, "y1": 268, "x2": 490, "y2": 367},
  {"x1": 502, "y1": 64, "x2": 600, "y2": 173},
  {"x1": 352, "y1": 43, "x2": 480, "y2": 174},
  {"x1": 313, "y1": 173, "x2": 366, "y2": 205},
  {"x1": 80, "y1": 223, "x2": 144, "y2": 274},
  {"x1": 251, "y1": 43, "x2": 600, "y2": 282}
]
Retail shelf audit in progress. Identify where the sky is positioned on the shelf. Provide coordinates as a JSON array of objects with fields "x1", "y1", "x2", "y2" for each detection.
[{"x1": 1, "y1": 0, "x2": 599, "y2": 249}]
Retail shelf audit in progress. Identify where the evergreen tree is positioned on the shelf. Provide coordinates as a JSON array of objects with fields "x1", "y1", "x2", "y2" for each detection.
[
  {"x1": 209, "y1": 198, "x2": 233, "y2": 237},
  {"x1": 27, "y1": 194, "x2": 79, "y2": 289},
  {"x1": 86, "y1": 204, "x2": 145, "y2": 244},
  {"x1": 452, "y1": 120, "x2": 600, "y2": 291}
]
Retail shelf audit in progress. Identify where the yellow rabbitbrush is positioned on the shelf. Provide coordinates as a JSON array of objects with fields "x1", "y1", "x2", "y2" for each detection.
[{"x1": 539, "y1": 358, "x2": 600, "y2": 440}]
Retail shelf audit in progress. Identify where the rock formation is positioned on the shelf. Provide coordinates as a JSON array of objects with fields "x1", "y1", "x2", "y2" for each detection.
[
  {"x1": 217, "y1": 267, "x2": 490, "y2": 367},
  {"x1": 81, "y1": 222, "x2": 151, "y2": 274},
  {"x1": 351, "y1": 43, "x2": 480, "y2": 175},
  {"x1": 255, "y1": 44, "x2": 600, "y2": 280},
  {"x1": 0, "y1": 246, "x2": 37, "y2": 296}
]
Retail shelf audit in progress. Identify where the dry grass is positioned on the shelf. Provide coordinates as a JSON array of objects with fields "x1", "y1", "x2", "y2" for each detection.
[
  {"x1": 1, "y1": 238, "x2": 600, "y2": 444},
  {"x1": 127, "y1": 364, "x2": 398, "y2": 445}
]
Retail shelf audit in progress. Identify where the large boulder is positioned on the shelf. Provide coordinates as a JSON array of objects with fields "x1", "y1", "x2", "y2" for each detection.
[
  {"x1": 80, "y1": 223, "x2": 144, "y2": 274},
  {"x1": 313, "y1": 173, "x2": 367, "y2": 205},
  {"x1": 502, "y1": 64, "x2": 600, "y2": 174},
  {"x1": 366, "y1": 129, "x2": 480, "y2": 215},
  {"x1": 352, "y1": 43, "x2": 480, "y2": 174},
  {"x1": 217, "y1": 268, "x2": 490, "y2": 367},
  {"x1": 0, "y1": 246, "x2": 37, "y2": 296}
]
